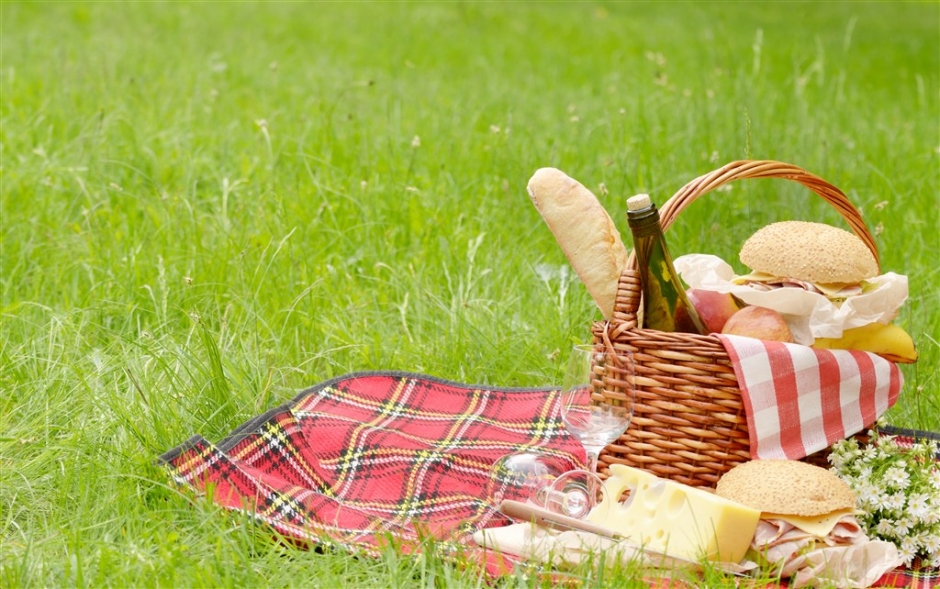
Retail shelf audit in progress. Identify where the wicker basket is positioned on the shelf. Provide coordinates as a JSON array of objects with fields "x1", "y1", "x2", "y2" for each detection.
[{"x1": 591, "y1": 160, "x2": 880, "y2": 488}]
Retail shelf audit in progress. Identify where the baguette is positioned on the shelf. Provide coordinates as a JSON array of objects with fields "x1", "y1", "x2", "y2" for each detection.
[{"x1": 527, "y1": 168, "x2": 629, "y2": 319}]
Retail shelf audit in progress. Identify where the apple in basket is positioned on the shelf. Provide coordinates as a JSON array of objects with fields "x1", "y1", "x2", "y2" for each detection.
[
  {"x1": 686, "y1": 288, "x2": 741, "y2": 334},
  {"x1": 721, "y1": 305, "x2": 794, "y2": 343}
]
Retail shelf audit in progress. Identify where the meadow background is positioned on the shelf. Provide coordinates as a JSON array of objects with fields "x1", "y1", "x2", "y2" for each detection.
[{"x1": 2, "y1": 2, "x2": 938, "y2": 587}]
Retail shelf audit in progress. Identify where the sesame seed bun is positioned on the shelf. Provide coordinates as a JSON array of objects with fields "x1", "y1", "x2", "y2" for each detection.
[
  {"x1": 715, "y1": 459, "x2": 856, "y2": 517},
  {"x1": 739, "y1": 221, "x2": 878, "y2": 284}
]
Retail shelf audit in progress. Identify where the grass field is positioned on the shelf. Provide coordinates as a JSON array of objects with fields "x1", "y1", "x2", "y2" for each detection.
[{"x1": 2, "y1": 2, "x2": 938, "y2": 587}]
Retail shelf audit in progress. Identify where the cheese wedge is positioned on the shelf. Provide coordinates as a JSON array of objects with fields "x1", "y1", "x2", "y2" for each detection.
[
  {"x1": 763, "y1": 508, "x2": 856, "y2": 537},
  {"x1": 588, "y1": 465, "x2": 760, "y2": 564}
]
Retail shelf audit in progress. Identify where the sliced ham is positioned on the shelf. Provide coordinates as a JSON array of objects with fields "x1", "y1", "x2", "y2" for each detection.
[
  {"x1": 749, "y1": 514, "x2": 901, "y2": 588},
  {"x1": 827, "y1": 517, "x2": 866, "y2": 545},
  {"x1": 738, "y1": 278, "x2": 864, "y2": 300}
]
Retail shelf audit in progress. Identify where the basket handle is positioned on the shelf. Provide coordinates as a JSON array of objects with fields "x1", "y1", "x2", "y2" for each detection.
[
  {"x1": 615, "y1": 160, "x2": 880, "y2": 326},
  {"x1": 625, "y1": 160, "x2": 880, "y2": 271}
]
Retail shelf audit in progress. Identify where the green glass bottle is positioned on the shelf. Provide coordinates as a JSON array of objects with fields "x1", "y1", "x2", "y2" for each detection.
[{"x1": 626, "y1": 194, "x2": 707, "y2": 335}]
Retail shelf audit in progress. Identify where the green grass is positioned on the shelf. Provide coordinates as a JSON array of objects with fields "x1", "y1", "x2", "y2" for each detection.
[{"x1": 2, "y1": 2, "x2": 937, "y2": 587}]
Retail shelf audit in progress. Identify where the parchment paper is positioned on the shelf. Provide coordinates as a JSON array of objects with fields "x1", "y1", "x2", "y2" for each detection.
[{"x1": 674, "y1": 254, "x2": 909, "y2": 345}]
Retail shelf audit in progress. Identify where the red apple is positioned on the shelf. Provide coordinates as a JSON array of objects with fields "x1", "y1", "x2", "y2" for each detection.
[
  {"x1": 687, "y1": 288, "x2": 741, "y2": 334},
  {"x1": 721, "y1": 305, "x2": 794, "y2": 343}
]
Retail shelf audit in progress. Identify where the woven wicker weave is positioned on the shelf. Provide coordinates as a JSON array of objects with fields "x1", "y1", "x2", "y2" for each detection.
[{"x1": 591, "y1": 160, "x2": 880, "y2": 488}]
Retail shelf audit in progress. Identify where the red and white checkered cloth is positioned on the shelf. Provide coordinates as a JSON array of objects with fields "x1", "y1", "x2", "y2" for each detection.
[{"x1": 717, "y1": 334, "x2": 904, "y2": 460}]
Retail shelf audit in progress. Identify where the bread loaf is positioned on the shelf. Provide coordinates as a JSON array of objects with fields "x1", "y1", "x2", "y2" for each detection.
[{"x1": 527, "y1": 168, "x2": 629, "y2": 319}]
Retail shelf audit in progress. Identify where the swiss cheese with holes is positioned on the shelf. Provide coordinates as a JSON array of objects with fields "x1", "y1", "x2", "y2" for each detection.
[{"x1": 588, "y1": 464, "x2": 760, "y2": 564}]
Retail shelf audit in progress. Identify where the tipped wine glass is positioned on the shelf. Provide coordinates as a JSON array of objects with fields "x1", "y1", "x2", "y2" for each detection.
[
  {"x1": 545, "y1": 467, "x2": 608, "y2": 520},
  {"x1": 486, "y1": 450, "x2": 609, "y2": 520},
  {"x1": 560, "y1": 344, "x2": 636, "y2": 474}
]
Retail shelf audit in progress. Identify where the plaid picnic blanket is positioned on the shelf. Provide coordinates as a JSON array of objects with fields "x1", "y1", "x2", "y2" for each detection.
[
  {"x1": 158, "y1": 371, "x2": 584, "y2": 576},
  {"x1": 159, "y1": 371, "x2": 938, "y2": 586}
]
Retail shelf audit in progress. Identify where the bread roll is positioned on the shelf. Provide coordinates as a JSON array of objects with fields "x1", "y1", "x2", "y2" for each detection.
[
  {"x1": 716, "y1": 459, "x2": 856, "y2": 517},
  {"x1": 739, "y1": 221, "x2": 879, "y2": 285},
  {"x1": 527, "y1": 168, "x2": 628, "y2": 319}
]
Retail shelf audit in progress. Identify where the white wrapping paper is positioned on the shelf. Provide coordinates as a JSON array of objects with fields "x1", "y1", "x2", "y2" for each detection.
[
  {"x1": 674, "y1": 254, "x2": 910, "y2": 345},
  {"x1": 473, "y1": 523, "x2": 755, "y2": 575},
  {"x1": 472, "y1": 522, "x2": 640, "y2": 567}
]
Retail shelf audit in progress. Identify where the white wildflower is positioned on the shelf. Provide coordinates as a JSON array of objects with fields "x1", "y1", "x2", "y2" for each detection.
[
  {"x1": 885, "y1": 492, "x2": 908, "y2": 515},
  {"x1": 830, "y1": 430, "x2": 940, "y2": 564},
  {"x1": 828, "y1": 452, "x2": 846, "y2": 469},
  {"x1": 893, "y1": 516, "x2": 913, "y2": 537},
  {"x1": 854, "y1": 481, "x2": 881, "y2": 510},
  {"x1": 875, "y1": 518, "x2": 896, "y2": 536},
  {"x1": 885, "y1": 465, "x2": 910, "y2": 490},
  {"x1": 907, "y1": 492, "x2": 932, "y2": 521},
  {"x1": 900, "y1": 536, "x2": 919, "y2": 554},
  {"x1": 867, "y1": 490, "x2": 890, "y2": 512},
  {"x1": 922, "y1": 533, "x2": 940, "y2": 556},
  {"x1": 879, "y1": 434, "x2": 899, "y2": 451},
  {"x1": 897, "y1": 544, "x2": 916, "y2": 567},
  {"x1": 899, "y1": 537, "x2": 920, "y2": 567}
]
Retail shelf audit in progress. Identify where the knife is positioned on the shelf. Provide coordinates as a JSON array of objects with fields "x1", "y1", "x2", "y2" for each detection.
[{"x1": 498, "y1": 500, "x2": 624, "y2": 540}]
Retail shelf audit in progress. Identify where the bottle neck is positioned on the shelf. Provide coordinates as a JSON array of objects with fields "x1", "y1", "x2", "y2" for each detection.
[
  {"x1": 625, "y1": 198, "x2": 706, "y2": 335},
  {"x1": 627, "y1": 204, "x2": 663, "y2": 237}
]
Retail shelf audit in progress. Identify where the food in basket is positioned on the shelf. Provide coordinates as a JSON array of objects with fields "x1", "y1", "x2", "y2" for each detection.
[
  {"x1": 686, "y1": 288, "x2": 741, "y2": 333},
  {"x1": 811, "y1": 322, "x2": 918, "y2": 363},
  {"x1": 675, "y1": 223, "x2": 915, "y2": 356},
  {"x1": 716, "y1": 459, "x2": 903, "y2": 588},
  {"x1": 526, "y1": 168, "x2": 628, "y2": 319},
  {"x1": 720, "y1": 305, "x2": 793, "y2": 342},
  {"x1": 733, "y1": 220, "x2": 917, "y2": 361},
  {"x1": 735, "y1": 220, "x2": 879, "y2": 301}
]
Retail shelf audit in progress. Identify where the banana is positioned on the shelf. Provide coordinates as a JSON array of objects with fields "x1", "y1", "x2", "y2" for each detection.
[{"x1": 811, "y1": 322, "x2": 918, "y2": 363}]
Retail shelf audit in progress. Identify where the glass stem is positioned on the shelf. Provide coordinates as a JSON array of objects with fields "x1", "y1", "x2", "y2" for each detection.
[{"x1": 586, "y1": 449, "x2": 599, "y2": 473}]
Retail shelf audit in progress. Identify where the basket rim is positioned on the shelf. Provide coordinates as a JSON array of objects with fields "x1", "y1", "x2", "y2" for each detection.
[{"x1": 624, "y1": 159, "x2": 880, "y2": 273}]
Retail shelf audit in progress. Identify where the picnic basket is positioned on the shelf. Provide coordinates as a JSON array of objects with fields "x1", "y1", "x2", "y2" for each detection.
[{"x1": 590, "y1": 160, "x2": 880, "y2": 488}]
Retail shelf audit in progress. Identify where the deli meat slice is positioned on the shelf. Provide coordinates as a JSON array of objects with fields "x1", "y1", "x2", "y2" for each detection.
[
  {"x1": 826, "y1": 516, "x2": 866, "y2": 545},
  {"x1": 752, "y1": 519, "x2": 788, "y2": 546},
  {"x1": 753, "y1": 520, "x2": 817, "y2": 565},
  {"x1": 750, "y1": 516, "x2": 902, "y2": 588}
]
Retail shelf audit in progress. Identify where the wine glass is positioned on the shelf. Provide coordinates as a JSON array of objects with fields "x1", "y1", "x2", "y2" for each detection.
[
  {"x1": 486, "y1": 451, "x2": 568, "y2": 508},
  {"x1": 486, "y1": 450, "x2": 609, "y2": 520},
  {"x1": 546, "y1": 468, "x2": 609, "y2": 520},
  {"x1": 560, "y1": 344, "x2": 636, "y2": 473}
]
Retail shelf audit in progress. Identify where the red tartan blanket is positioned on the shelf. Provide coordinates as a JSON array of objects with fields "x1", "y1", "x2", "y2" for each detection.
[
  {"x1": 159, "y1": 371, "x2": 938, "y2": 586},
  {"x1": 159, "y1": 372, "x2": 584, "y2": 576}
]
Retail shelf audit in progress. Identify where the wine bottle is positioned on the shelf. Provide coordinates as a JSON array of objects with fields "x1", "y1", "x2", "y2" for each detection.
[{"x1": 625, "y1": 194, "x2": 706, "y2": 334}]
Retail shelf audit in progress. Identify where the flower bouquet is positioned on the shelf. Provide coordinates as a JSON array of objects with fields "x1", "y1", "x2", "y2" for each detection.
[{"x1": 829, "y1": 423, "x2": 940, "y2": 569}]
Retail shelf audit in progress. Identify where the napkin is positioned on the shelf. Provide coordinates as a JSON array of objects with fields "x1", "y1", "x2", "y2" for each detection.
[{"x1": 717, "y1": 334, "x2": 903, "y2": 460}]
